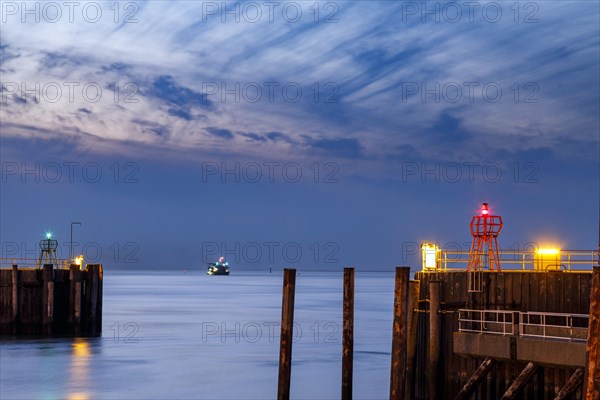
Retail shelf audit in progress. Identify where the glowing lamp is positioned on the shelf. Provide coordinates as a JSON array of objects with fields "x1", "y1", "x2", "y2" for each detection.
[
  {"x1": 74, "y1": 255, "x2": 84, "y2": 269},
  {"x1": 421, "y1": 242, "x2": 439, "y2": 271},
  {"x1": 481, "y1": 203, "x2": 489, "y2": 215},
  {"x1": 535, "y1": 248, "x2": 561, "y2": 270},
  {"x1": 45, "y1": 232, "x2": 53, "y2": 239},
  {"x1": 536, "y1": 248, "x2": 559, "y2": 255}
]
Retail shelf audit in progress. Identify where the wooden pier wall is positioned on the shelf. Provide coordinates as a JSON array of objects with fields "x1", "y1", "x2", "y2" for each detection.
[
  {"x1": 0, "y1": 264, "x2": 103, "y2": 336},
  {"x1": 412, "y1": 270, "x2": 592, "y2": 400}
]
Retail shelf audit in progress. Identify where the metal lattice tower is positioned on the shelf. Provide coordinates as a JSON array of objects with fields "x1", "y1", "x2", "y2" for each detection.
[
  {"x1": 467, "y1": 203, "x2": 503, "y2": 292},
  {"x1": 38, "y1": 233, "x2": 59, "y2": 268}
]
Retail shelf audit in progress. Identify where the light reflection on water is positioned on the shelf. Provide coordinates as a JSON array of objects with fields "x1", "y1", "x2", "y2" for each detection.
[
  {"x1": 1, "y1": 270, "x2": 396, "y2": 399},
  {"x1": 67, "y1": 339, "x2": 91, "y2": 400}
]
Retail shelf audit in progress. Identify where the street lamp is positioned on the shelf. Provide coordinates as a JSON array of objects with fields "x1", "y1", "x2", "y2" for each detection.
[{"x1": 70, "y1": 222, "x2": 82, "y2": 262}]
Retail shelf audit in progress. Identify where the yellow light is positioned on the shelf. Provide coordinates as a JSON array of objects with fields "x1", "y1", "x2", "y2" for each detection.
[
  {"x1": 536, "y1": 248, "x2": 560, "y2": 255},
  {"x1": 74, "y1": 255, "x2": 84, "y2": 269},
  {"x1": 421, "y1": 242, "x2": 439, "y2": 271},
  {"x1": 73, "y1": 339, "x2": 90, "y2": 357},
  {"x1": 535, "y1": 248, "x2": 561, "y2": 270}
]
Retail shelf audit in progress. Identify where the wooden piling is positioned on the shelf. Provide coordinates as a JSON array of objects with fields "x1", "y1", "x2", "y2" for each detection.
[
  {"x1": 389, "y1": 267, "x2": 410, "y2": 400},
  {"x1": 405, "y1": 280, "x2": 420, "y2": 400},
  {"x1": 87, "y1": 264, "x2": 100, "y2": 335},
  {"x1": 342, "y1": 267, "x2": 354, "y2": 400},
  {"x1": 1, "y1": 264, "x2": 102, "y2": 336},
  {"x1": 69, "y1": 265, "x2": 78, "y2": 326},
  {"x1": 428, "y1": 280, "x2": 442, "y2": 400},
  {"x1": 554, "y1": 367, "x2": 584, "y2": 400},
  {"x1": 454, "y1": 357, "x2": 496, "y2": 400},
  {"x1": 278, "y1": 268, "x2": 296, "y2": 400},
  {"x1": 11, "y1": 265, "x2": 18, "y2": 328},
  {"x1": 500, "y1": 362, "x2": 539, "y2": 400},
  {"x1": 42, "y1": 264, "x2": 54, "y2": 334},
  {"x1": 69, "y1": 266, "x2": 82, "y2": 336},
  {"x1": 585, "y1": 266, "x2": 600, "y2": 400},
  {"x1": 96, "y1": 264, "x2": 103, "y2": 335}
]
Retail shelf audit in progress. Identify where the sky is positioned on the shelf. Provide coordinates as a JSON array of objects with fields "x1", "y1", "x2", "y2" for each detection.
[{"x1": 1, "y1": 0, "x2": 599, "y2": 271}]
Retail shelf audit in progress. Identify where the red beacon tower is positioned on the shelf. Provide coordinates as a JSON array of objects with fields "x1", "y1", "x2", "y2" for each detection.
[{"x1": 467, "y1": 203, "x2": 503, "y2": 272}]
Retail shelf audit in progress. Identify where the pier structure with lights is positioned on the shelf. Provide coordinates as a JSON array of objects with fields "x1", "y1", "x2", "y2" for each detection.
[
  {"x1": 407, "y1": 203, "x2": 600, "y2": 399},
  {"x1": 0, "y1": 232, "x2": 103, "y2": 336}
]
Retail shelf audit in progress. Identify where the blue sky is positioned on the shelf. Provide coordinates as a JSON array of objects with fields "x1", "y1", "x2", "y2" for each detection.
[{"x1": 1, "y1": 1, "x2": 599, "y2": 270}]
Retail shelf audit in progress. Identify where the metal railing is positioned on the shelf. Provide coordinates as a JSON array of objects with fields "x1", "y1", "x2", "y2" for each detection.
[
  {"x1": 458, "y1": 309, "x2": 590, "y2": 342},
  {"x1": 0, "y1": 258, "x2": 72, "y2": 269},
  {"x1": 458, "y1": 309, "x2": 515, "y2": 335},
  {"x1": 435, "y1": 249, "x2": 598, "y2": 271},
  {"x1": 520, "y1": 311, "x2": 589, "y2": 341}
]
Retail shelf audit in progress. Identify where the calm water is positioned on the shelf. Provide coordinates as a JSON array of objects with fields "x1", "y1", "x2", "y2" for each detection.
[{"x1": 1, "y1": 270, "x2": 398, "y2": 399}]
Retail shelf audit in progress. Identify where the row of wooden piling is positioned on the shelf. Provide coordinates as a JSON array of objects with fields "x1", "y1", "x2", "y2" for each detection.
[
  {"x1": 0, "y1": 264, "x2": 103, "y2": 336},
  {"x1": 276, "y1": 267, "x2": 600, "y2": 400}
]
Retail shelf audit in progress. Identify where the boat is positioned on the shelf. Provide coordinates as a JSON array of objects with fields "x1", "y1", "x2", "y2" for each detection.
[{"x1": 207, "y1": 256, "x2": 230, "y2": 275}]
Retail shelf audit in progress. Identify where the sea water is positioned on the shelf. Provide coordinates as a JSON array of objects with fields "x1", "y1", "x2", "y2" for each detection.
[{"x1": 0, "y1": 270, "x2": 397, "y2": 399}]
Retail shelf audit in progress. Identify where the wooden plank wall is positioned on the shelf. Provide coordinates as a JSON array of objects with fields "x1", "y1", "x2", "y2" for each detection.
[
  {"x1": 0, "y1": 264, "x2": 103, "y2": 336},
  {"x1": 413, "y1": 270, "x2": 592, "y2": 400}
]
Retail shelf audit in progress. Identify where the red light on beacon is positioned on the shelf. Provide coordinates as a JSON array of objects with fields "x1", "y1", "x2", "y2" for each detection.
[{"x1": 481, "y1": 202, "x2": 489, "y2": 215}]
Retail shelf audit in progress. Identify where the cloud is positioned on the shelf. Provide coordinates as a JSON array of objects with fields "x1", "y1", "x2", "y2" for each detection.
[
  {"x1": 309, "y1": 138, "x2": 364, "y2": 159},
  {"x1": 205, "y1": 127, "x2": 234, "y2": 140},
  {"x1": 266, "y1": 131, "x2": 295, "y2": 144},
  {"x1": 167, "y1": 108, "x2": 194, "y2": 121},
  {"x1": 0, "y1": 1, "x2": 597, "y2": 165},
  {"x1": 132, "y1": 119, "x2": 171, "y2": 138},
  {"x1": 148, "y1": 75, "x2": 212, "y2": 110},
  {"x1": 239, "y1": 132, "x2": 267, "y2": 143}
]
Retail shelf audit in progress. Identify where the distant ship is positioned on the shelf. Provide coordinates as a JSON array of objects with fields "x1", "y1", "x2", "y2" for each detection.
[{"x1": 207, "y1": 257, "x2": 230, "y2": 275}]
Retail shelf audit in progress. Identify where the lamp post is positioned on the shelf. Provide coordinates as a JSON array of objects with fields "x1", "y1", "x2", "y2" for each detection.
[{"x1": 70, "y1": 222, "x2": 82, "y2": 262}]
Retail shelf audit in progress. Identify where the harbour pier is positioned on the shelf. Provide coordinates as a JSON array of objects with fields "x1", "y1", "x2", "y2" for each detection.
[{"x1": 0, "y1": 259, "x2": 103, "y2": 336}]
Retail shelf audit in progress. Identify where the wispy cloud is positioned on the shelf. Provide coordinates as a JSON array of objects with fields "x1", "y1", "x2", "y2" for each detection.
[{"x1": 1, "y1": 1, "x2": 598, "y2": 165}]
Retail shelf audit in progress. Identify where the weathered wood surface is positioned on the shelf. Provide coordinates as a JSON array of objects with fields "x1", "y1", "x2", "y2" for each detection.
[
  {"x1": 389, "y1": 267, "x2": 410, "y2": 400},
  {"x1": 342, "y1": 267, "x2": 354, "y2": 400},
  {"x1": 0, "y1": 264, "x2": 103, "y2": 336},
  {"x1": 405, "y1": 280, "x2": 421, "y2": 400},
  {"x1": 454, "y1": 357, "x2": 496, "y2": 400},
  {"x1": 585, "y1": 266, "x2": 600, "y2": 400},
  {"x1": 428, "y1": 280, "x2": 442, "y2": 400},
  {"x1": 414, "y1": 270, "x2": 592, "y2": 400},
  {"x1": 277, "y1": 268, "x2": 296, "y2": 400},
  {"x1": 501, "y1": 362, "x2": 539, "y2": 400},
  {"x1": 554, "y1": 367, "x2": 583, "y2": 400}
]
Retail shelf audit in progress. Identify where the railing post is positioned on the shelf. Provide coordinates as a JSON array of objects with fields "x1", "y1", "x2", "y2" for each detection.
[
  {"x1": 543, "y1": 314, "x2": 546, "y2": 339},
  {"x1": 519, "y1": 313, "x2": 524, "y2": 338},
  {"x1": 568, "y1": 315, "x2": 573, "y2": 341}
]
